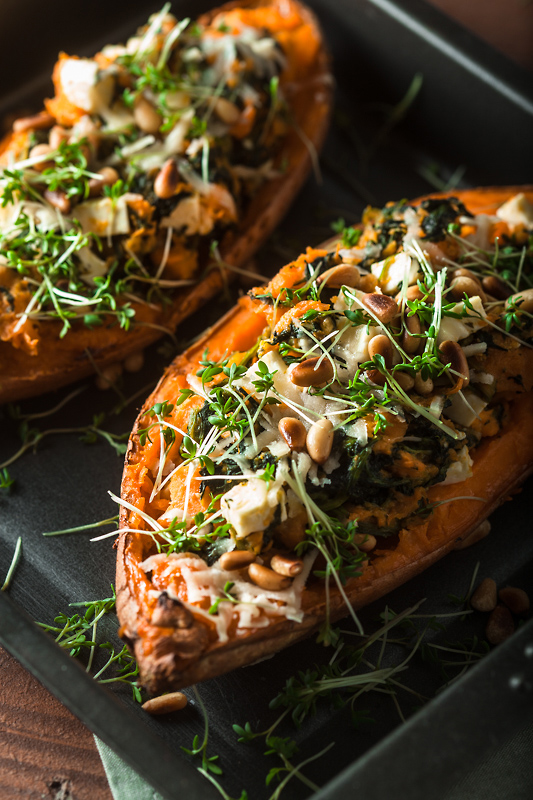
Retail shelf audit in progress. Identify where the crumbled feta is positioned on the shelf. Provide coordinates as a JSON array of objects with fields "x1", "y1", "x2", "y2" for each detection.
[
  {"x1": 440, "y1": 445, "x2": 473, "y2": 485},
  {"x1": 220, "y1": 477, "x2": 283, "y2": 538},
  {"x1": 371, "y1": 252, "x2": 419, "y2": 294},
  {"x1": 496, "y1": 193, "x2": 533, "y2": 229},
  {"x1": 59, "y1": 58, "x2": 114, "y2": 113}
]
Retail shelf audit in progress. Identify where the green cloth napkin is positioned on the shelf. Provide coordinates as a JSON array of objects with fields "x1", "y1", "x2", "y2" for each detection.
[
  {"x1": 94, "y1": 736, "x2": 164, "y2": 800},
  {"x1": 95, "y1": 721, "x2": 533, "y2": 800}
]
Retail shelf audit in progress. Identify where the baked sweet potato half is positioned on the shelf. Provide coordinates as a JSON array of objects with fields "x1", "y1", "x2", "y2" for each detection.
[
  {"x1": 117, "y1": 186, "x2": 533, "y2": 693},
  {"x1": 0, "y1": 0, "x2": 331, "y2": 403}
]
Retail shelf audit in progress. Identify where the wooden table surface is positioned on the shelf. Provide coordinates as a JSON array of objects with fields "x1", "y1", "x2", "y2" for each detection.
[{"x1": 1, "y1": 2, "x2": 532, "y2": 799}]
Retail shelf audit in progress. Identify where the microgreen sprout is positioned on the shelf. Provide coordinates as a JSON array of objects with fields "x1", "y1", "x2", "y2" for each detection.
[{"x1": 1, "y1": 536, "x2": 22, "y2": 591}]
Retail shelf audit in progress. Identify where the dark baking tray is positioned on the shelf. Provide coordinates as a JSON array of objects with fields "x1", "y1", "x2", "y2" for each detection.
[{"x1": 1, "y1": 1, "x2": 533, "y2": 798}]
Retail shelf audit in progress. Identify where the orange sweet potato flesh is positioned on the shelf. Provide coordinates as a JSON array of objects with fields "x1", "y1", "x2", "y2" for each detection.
[
  {"x1": 117, "y1": 186, "x2": 533, "y2": 693},
  {"x1": 0, "y1": 0, "x2": 332, "y2": 404}
]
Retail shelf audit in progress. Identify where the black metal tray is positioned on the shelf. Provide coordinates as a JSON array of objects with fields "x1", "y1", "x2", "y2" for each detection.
[{"x1": 1, "y1": 1, "x2": 533, "y2": 799}]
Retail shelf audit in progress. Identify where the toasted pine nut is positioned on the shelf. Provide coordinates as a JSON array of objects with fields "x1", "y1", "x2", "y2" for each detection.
[
  {"x1": 270, "y1": 554, "x2": 304, "y2": 577},
  {"x1": 154, "y1": 158, "x2": 180, "y2": 199},
  {"x1": 454, "y1": 519, "x2": 491, "y2": 550},
  {"x1": 368, "y1": 334, "x2": 393, "y2": 367},
  {"x1": 451, "y1": 267, "x2": 481, "y2": 283},
  {"x1": 214, "y1": 97, "x2": 241, "y2": 125},
  {"x1": 394, "y1": 371, "x2": 415, "y2": 391},
  {"x1": 13, "y1": 110, "x2": 55, "y2": 132},
  {"x1": 49, "y1": 125, "x2": 70, "y2": 150},
  {"x1": 359, "y1": 273, "x2": 378, "y2": 293},
  {"x1": 439, "y1": 339, "x2": 469, "y2": 390},
  {"x1": 402, "y1": 314, "x2": 422, "y2": 355},
  {"x1": 219, "y1": 550, "x2": 256, "y2": 570},
  {"x1": 317, "y1": 264, "x2": 360, "y2": 289},
  {"x1": 395, "y1": 284, "x2": 425, "y2": 304},
  {"x1": 44, "y1": 189, "x2": 71, "y2": 214},
  {"x1": 289, "y1": 357, "x2": 334, "y2": 387},
  {"x1": 414, "y1": 372, "x2": 433, "y2": 396},
  {"x1": 29, "y1": 143, "x2": 54, "y2": 171},
  {"x1": 486, "y1": 605, "x2": 515, "y2": 645},
  {"x1": 142, "y1": 692, "x2": 188, "y2": 715},
  {"x1": 362, "y1": 293, "x2": 398, "y2": 325},
  {"x1": 481, "y1": 275, "x2": 510, "y2": 300},
  {"x1": 321, "y1": 316, "x2": 335, "y2": 334},
  {"x1": 278, "y1": 417, "x2": 307, "y2": 451},
  {"x1": 450, "y1": 276, "x2": 486, "y2": 302},
  {"x1": 96, "y1": 362, "x2": 122, "y2": 390},
  {"x1": 499, "y1": 586, "x2": 530, "y2": 616},
  {"x1": 306, "y1": 418, "x2": 334, "y2": 464},
  {"x1": 165, "y1": 90, "x2": 191, "y2": 111},
  {"x1": 353, "y1": 533, "x2": 376, "y2": 552},
  {"x1": 506, "y1": 287, "x2": 533, "y2": 314},
  {"x1": 366, "y1": 369, "x2": 386, "y2": 387},
  {"x1": 124, "y1": 350, "x2": 145, "y2": 373},
  {"x1": 88, "y1": 166, "x2": 120, "y2": 197},
  {"x1": 134, "y1": 96, "x2": 162, "y2": 134},
  {"x1": 248, "y1": 562, "x2": 291, "y2": 591},
  {"x1": 470, "y1": 578, "x2": 497, "y2": 612}
]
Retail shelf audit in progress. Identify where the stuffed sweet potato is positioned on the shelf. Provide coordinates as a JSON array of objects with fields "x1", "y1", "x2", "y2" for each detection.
[
  {"x1": 0, "y1": 0, "x2": 331, "y2": 403},
  {"x1": 117, "y1": 186, "x2": 533, "y2": 693}
]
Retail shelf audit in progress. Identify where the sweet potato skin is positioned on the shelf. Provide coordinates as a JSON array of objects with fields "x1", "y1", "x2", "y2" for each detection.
[
  {"x1": 0, "y1": 0, "x2": 332, "y2": 404},
  {"x1": 117, "y1": 186, "x2": 533, "y2": 693}
]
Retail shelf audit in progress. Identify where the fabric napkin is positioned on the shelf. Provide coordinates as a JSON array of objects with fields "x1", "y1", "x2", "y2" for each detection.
[
  {"x1": 95, "y1": 722, "x2": 533, "y2": 800},
  {"x1": 94, "y1": 736, "x2": 164, "y2": 800}
]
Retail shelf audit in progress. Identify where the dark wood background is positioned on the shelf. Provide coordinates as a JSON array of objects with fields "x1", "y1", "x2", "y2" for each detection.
[{"x1": 1, "y1": 1, "x2": 532, "y2": 797}]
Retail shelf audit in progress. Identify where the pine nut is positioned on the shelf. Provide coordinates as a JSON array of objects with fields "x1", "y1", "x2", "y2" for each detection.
[
  {"x1": 321, "y1": 316, "x2": 335, "y2": 334},
  {"x1": 278, "y1": 417, "x2": 307, "y2": 451},
  {"x1": 88, "y1": 166, "x2": 120, "y2": 197},
  {"x1": 44, "y1": 189, "x2": 71, "y2": 214},
  {"x1": 134, "y1": 96, "x2": 162, "y2": 134},
  {"x1": 395, "y1": 284, "x2": 425, "y2": 304},
  {"x1": 219, "y1": 550, "x2": 256, "y2": 570},
  {"x1": 49, "y1": 125, "x2": 70, "y2": 150},
  {"x1": 154, "y1": 158, "x2": 180, "y2": 199},
  {"x1": 506, "y1": 288, "x2": 533, "y2": 314},
  {"x1": 165, "y1": 90, "x2": 191, "y2": 111},
  {"x1": 353, "y1": 533, "x2": 376, "y2": 552},
  {"x1": 450, "y1": 276, "x2": 486, "y2": 302},
  {"x1": 142, "y1": 692, "x2": 188, "y2": 715},
  {"x1": 368, "y1": 334, "x2": 393, "y2": 367},
  {"x1": 365, "y1": 369, "x2": 386, "y2": 387},
  {"x1": 248, "y1": 562, "x2": 291, "y2": 591},
  {"x1": 317, "y1": 264, "x2": 360, "y2": 288},
  {"x1": 451, "y1": 267, "x2": 481, "y2": 283},
  {"x1": 95, "y1": 362, "x2": 122, "y2": 390},
  {"x1": 359, "y1": 273, "x2": 378, "y2": 293},
  {"x1": 362, "y1": 293, "x2": 398, "y2": 325},
  {"x1": 481, "y1": 275, "x2": 511, "y2": 300},
  {"x1": 394, "y1": 371, "x2": 415, "y2": 391},
  {"x1": 439, "y1": 339, "x2": 469, "y2": 390},
  {"x1": 306, "y1": 418, "x2": 334, "y2": 464},
  {"x1": 214, "y1": 97, "x2": 241, "y2": 125},
  {"x1": 470, "y1": 578, "x2": 497, "y2": 612},
  {"x1": 499, "y1": 586, "x2": 530, "y2": 616},
  {"x1": 124, "y1": 350, "x2": 145, "y2": 373},
  {"x1": 270, "y1": 554, "x2": 304, "y2": 577},
  {"x1": 402, "y1": 314, "x2": 422, "y2": 355},
  {"x1": 454, "y1": 519, "x2": 491, "y2": 550},
  {"x1": 486, "y1": 605, "x2": 515, "y2": 645},
  {"x1": 13, "y1": 110, "x2": 54, "y2": 132},
  {"x1": 414, "y1": 372, "x2": 433, "y2": 396},
  {"x1": 289, "y1": 357, "x2": 334, "y2": 387},
  {"x1": 29, "y1": 143, "x2": 54, "y2": 172}
]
